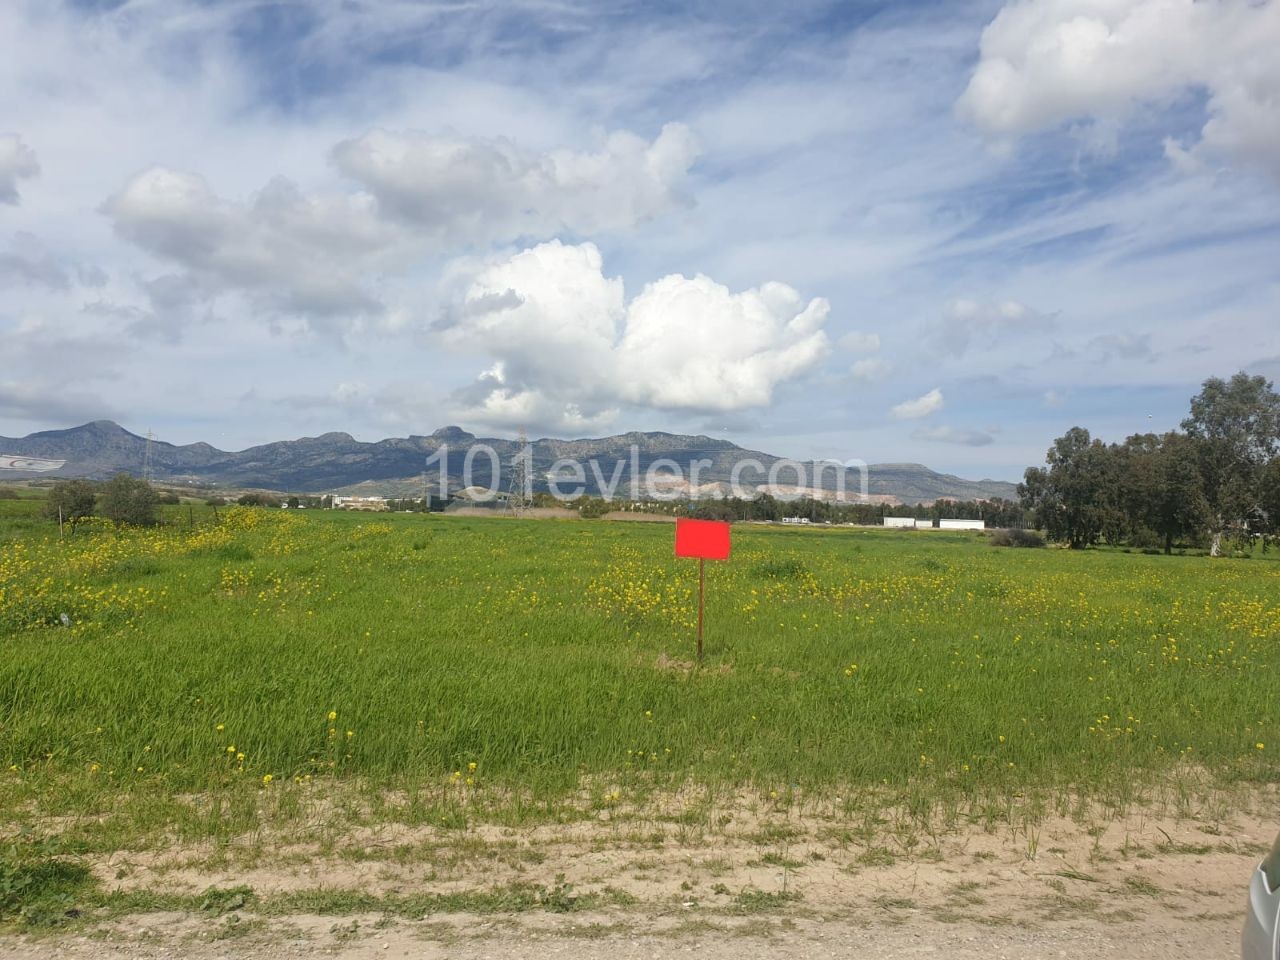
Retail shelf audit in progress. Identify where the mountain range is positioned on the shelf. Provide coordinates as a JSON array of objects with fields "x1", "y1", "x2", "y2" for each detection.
[{"x1": 0, "y1": 420, "x2": 1019, "y2": 505}]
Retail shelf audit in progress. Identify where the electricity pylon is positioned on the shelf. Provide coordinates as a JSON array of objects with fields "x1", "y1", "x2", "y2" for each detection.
[{"x1": 507, "y1": 428, "x2": 532, "y2": 517}]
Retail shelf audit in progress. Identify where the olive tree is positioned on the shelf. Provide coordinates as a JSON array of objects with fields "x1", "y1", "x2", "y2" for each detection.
[{"x1": 43, "y1": 479, "x2": 97, "y2": 533}]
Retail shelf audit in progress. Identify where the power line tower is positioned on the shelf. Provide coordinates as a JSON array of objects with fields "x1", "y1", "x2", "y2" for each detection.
[
  {"x1": 142, "y1": 429, "x2": 154, "y2": 482},
  {"x1": 507, "y1": 428, "x2": 531, "y2": 517}
]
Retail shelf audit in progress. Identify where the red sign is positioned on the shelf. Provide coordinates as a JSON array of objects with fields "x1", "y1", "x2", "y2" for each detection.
[{"x1": 675, "y1": 518, "x2": 731, "y2": 561}]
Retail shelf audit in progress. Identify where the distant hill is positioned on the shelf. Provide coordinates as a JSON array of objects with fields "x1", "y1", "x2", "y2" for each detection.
[{"x1": 0, "y1": 420, "x2": 1019, "y2": 505}]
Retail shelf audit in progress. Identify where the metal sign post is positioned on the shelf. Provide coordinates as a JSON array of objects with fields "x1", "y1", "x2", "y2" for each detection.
[{"x1": 674, "y1": 518, "x2": 731, "y2": 662}]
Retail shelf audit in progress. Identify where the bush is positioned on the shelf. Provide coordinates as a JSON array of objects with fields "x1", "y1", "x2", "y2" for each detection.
[
  {"x1": 205, "y1": 497, "x2": 227, "y2": 507},
  {"x1": 577, "y1": 497, "x2": 612, "y2": 519},
  {"x1": 237, "y1": 493, "x2": 281, "y2": 508},
  {"x1": 98, "y1": 474, "x2": 158, "y2": 527},
  {"x1": 990, "y1": 528, "x2": 1045, "y2": 548},
  {"x1": 0, "y1": 488, "x2": 19, "y2": 500},
  {"x1": 1128, "y1": 527, "x2": 1163, "y2": 551},
  {"x1": 42, "y1": 479, "x2": 97, "y2": 533}
]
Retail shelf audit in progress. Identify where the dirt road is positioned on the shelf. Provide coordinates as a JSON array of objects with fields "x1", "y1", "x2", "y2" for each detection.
[{"x1": 0, "y1": 909, "x2": 1248, "y2": 959}]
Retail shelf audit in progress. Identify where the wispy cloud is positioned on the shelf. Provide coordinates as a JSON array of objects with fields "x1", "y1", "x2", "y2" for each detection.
[
  {"x1": 891, "y1": 388, "x2": 944, "y2": 420},
  {"x1": 911, "y1": 424, "x2": 996, "y2": 447}
]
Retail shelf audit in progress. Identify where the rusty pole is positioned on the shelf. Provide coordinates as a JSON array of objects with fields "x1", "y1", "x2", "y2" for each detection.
[{"x1": 697, "y1": 557, "x2": 705, "y2": 662}]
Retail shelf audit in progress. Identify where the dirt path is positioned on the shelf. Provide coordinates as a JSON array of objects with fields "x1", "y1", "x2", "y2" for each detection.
[
  {"x1": 0, "y1": 910, "x2": 1248, "y2": 959},
  {"x1": 2, "y1": 795, "x2": 1267, "y2": 959}
]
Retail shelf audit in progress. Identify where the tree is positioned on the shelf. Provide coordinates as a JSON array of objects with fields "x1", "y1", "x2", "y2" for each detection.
[
  {"x1": 1260, "y1": 458, "x2": 1280, "y2": 541},
  {"x1": 99, "y1": 473, "x2": 158, "y2": 527},
  {"x1": 1118, "y1": 432, "x2": 1210, "y2": 554},
  {"x1": 1182, "y1": 372, "x2": 1280, "y2": 554},
  {"x1": 1019, "y1": 427, "x2": 1120, "y2": 548},
  {"x1": 44, "y1": 479, "x2": 97, "y2": 533}
]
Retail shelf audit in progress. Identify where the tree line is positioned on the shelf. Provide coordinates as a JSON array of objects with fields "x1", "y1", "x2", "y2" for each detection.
[
  {"x1": 1019, "y1": 372, "x2": 1280, "y2": 554},
  {"x1": 43, "y1": 474, "x2": 164, "y2": 532}
]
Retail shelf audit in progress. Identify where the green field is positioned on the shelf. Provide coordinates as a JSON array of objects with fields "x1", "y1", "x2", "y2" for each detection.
[{"x1": 1, "y1": 503, "x2": 1277, "y2": 840}]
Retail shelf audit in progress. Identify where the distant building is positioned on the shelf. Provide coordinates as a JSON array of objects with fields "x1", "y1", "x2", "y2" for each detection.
[
  {"x1": 331, "y1": 495, "x2": 390, "y2": 512},
  {"x1": 883, "y1": 517, "x2": 917, "y2": 528},
  {"x1": 939, "y1": 518, "x2": 984, "y2": 530}
]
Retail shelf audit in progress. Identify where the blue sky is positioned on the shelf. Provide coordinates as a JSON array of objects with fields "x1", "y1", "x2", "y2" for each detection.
[{"x1": 1, "y1": 0, "x2": 1278, "y2": 480}]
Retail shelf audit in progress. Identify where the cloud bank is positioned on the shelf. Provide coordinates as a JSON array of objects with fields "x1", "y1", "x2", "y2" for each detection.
[
  {"x1": 333, "y1": 123, "x2": 699, "y2": 242},
  {"x1": 959, "y1": 0, "x2": 1280, "y2": 180}
]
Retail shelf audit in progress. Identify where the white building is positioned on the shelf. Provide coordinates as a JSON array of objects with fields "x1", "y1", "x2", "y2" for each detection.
[
  {"x1": 939, "y1": 518, "x2": 984, "y2": 530},
  {"x1": 883, "y1": 516, "x2": 917, "y2": 528}
]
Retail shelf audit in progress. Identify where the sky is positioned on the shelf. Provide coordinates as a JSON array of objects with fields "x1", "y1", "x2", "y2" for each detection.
[{"x1": 1, "y1": 0, "x2": 1278, "y2": 480}]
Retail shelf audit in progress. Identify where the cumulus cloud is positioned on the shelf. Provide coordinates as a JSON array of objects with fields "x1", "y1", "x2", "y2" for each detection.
[
  {"x1": 911, "y1": 424, "x2": 996, "y2": 446},
  {"x1": 332, "y1": 123, "x2": 699, "y2": 242},
  {"x1": 101, "y1": 168, "x2": 399, "y2": 325},
  {"x1": 958, "y1": 0, "x2": 1280, "y2": 181},
  {"x1": 618, "y1": 274, "x2": 830, "y2": 411},
  {"x1": 933, "y1": 298, "x2": 1055, "y2": 355},
  {"x1": 0, "y1": 134, "x2": 39, "y2": 204},
  {"x1": 890, "y1": 387, "x2": 944, "y2": 420},
  {"x1": 443, "y1": 241, "x2": 830, "y2": 431},
  {"x1": 439, "y1": 241, "x2": 624, "y2": 428}
]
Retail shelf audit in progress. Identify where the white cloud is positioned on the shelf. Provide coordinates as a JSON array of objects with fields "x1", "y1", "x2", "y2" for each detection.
[
  {"x1": 958, "y1": 0, "x2": 1280, "y2": 181},
  {"x1": 911, "y1": 424, "x2": 996, "y2": 446},
  {"x1": 619, "y1": 274, "x2": 830, "y2": 411},
  {"x1": 0, "y1": 134, "x2": 39, "y2": 204},
  {"x1": 890, "y1": 387, "x2": 944, "y2": 420},
  {"x1": 444, "y1": 240, "x2": 831, "y2": 431},
  {"x1": 851, "y1": 356, "x2": 893, "y2": 382},
  {"x1": 332, "y1": 123, "x2": 699, "y2": 241},
  {"x1": 440, "y1": 241, "x2": 624, "y2": 419},
  {"x1": 98, "y1": 122, "x2": 699, "y2": 336}
]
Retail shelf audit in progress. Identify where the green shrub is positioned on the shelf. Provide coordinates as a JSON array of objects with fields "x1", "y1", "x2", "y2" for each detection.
[
  {"x1": 990, "y1": 528, "x2": 1045, "y2": 548},
  {"x1": 99, "y1": 474, "x2": 158, "y2": 527}
]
